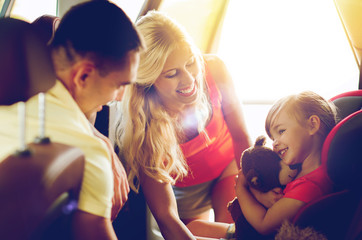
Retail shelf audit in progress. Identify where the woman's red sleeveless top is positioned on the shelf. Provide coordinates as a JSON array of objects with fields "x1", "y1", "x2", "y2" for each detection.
[{"x1": 175, "y1": 66, "x2": 235, "y2": 187}]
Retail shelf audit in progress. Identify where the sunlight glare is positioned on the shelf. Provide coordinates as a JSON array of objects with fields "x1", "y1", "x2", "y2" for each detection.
[{"x1": 218, "y1": 0, "x2": 358, "y2": 104}]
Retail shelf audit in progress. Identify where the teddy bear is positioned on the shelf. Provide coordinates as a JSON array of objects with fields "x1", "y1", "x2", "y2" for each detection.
[
  {"x1": 227, "y1": 135, "x2": 299, "y2": 240},
  {"x1": 275, "y1": 221, "x2": 328, "y2": 240}
]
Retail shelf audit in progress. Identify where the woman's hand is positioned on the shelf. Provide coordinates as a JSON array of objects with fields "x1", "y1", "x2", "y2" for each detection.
[{"x1": 249, "y1": 187, "x2": 283, "y2": 209}]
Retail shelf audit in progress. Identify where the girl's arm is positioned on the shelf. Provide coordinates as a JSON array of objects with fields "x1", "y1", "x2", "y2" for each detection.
[
  {"x1": 140, "y1": 172, "x2": 196, "y2": 240},
  {"x1": 249, "y1": 186, "x2": 284, "y2": 209},
  {"x1": 235, "y1": 172, "x2": 305, "y2": 235},
  {"x1": 204, "y1": 55, "x2": 252, "y2": 166}
]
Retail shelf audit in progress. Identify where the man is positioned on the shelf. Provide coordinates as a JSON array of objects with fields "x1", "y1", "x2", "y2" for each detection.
[{"x1": 0, "y1": 1, "x2": 143, "y2": 239}]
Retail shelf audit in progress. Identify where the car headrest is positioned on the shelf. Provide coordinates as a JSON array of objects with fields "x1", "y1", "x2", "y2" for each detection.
[
  {"x1": 321, "y1": 110, "x2": 362, "y2": 191},
  {"x1": 32, "y1": 14, "x2": 60, "y2": 45},
  {"x1": 330, "y1": 90, "x2": 362, "y2": 121},
  {"x1": 0, "y1": 18, "x2": 55, "y2": 106}
]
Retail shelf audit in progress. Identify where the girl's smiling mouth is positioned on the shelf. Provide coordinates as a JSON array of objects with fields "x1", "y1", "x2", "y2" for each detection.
[{"x1": 279, "y1": 148, "x2": 288, "y2": 158}]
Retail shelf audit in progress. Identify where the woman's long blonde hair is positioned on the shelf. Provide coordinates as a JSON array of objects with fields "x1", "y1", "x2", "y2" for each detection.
[{"x1": 116, "y1": 11, "x2": 211, "y2": 192}]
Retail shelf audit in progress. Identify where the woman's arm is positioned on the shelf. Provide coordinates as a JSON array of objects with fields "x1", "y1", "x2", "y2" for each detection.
[
  {"x1": 235, "y1": 172, "x2": 305, "y2": 235},
  {"x1": 141, "y1": 173, "x2": 196, "y2": 240},
  {"x1": 204, "y1": 55, "x2": 252, "y2": 167}
]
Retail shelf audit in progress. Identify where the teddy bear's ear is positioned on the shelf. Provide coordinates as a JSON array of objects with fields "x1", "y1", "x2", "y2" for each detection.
[
  {"x1": 250, "y1": 176, "x2": 259, "y2": 186},
  {"x1": 246, "y1": 169, "x2": 262, "y2": 189},
  {"x1": 255, "y1": 135, "x2": 266, "y2": 147}
]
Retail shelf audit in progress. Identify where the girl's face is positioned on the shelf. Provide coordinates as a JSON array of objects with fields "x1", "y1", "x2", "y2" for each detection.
[
  {"x1": 270, "y1": 108, "x2": 314, "y2": 167},
  {"x1": 153, "y1": 46, "x2": 202, "y2": 113}
]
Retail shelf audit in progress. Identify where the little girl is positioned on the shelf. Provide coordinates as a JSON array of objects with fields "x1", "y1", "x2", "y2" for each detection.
[
  {"x1": 188, "y1": 91, "x2": 338, "y2": 239},
  {"x1": 235, "y1": 90, "x2": 337, "y2": 235}
]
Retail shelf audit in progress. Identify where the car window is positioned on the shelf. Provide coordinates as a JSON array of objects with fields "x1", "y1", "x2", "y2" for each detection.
[
  {"x1": 10, "y1": 0, "x2": 56, "y2": 21},
  {"x1": 9, "y1": 0, "x2": 145, "y2": 22},
  {"x1": 216, "y1": 0, "x2": 358, "y2": 142},
  {"x1": 112, "y1": 0, "x2": 145, "y2": 22},
  {"x1": 218, "y1": 0, "x2": 358, "y2": 104},
  {"x1": 159, "y1": 0, "x2": 228, "y2": 53}
]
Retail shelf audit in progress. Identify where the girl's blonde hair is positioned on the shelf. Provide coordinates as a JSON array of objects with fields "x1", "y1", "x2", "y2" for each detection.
[
  {"x1": 265, "y1": 91, "x2": 338, "y2": 142},
  {"x1": 116, "y1": 11, "x2": 211, "y2": 192}
]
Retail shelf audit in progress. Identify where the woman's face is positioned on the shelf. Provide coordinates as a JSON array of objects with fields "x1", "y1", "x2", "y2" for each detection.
[{"x1": 153, "y1": 46, "x2": 202, "y2": 113}]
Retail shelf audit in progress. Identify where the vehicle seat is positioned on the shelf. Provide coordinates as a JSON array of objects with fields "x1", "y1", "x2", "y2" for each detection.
[
  {"x1": 0, "y1": 143, "x2": 85, "y2": 240},
  {"x1": 292, "y1": 106, "x2": 362, "y2": 240},
  {"x1": 330, "y1": 90, "x2": 362, "y2": 121},
  {"x1": 0, "y1": 18, "x2": 55, "y2": 105},
  {"x1": 32, "y1": 14, "x2": 60, "y2": 45},
  {"x1": 0, "y1": 18, "x2": 85, "y2": 240}
]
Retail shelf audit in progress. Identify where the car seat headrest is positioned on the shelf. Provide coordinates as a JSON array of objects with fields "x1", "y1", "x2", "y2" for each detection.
[
  {"x1": 321, "y1": 110, "x2": 362, "y2": 191},
  {"x1": 330, "y1": 90, "x2": 362, "y2": 121},
  {"x1": 0, "y1": 18, "x2": 55, "y2": 105},
  {"x1": 32, "y1": 15, "x2": 60, "y2": 45}
]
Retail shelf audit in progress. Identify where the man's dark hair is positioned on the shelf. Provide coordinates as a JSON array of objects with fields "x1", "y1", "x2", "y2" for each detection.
[{"x1": 50, "y1": 0, "x2": 143, "y2": 75}]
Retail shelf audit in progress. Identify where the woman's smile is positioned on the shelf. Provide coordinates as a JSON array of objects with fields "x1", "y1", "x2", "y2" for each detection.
[{"x1": 176, "y1": 82, "x2": 196, "y2": 97}]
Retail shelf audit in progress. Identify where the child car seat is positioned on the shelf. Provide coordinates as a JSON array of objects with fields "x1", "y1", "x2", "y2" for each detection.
[
  {"x1": 330, "y1": 90, "x2": 362, "y2": 121},
  {"x1": 292, "y1": 91, "x2": 362, "y2": 240}
]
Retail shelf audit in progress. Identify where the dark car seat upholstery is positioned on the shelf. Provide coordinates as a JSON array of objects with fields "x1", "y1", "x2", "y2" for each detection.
[
  {"x1": 330, "y1": 90, "x2": 362, "y2": 121},
  {"x1": 0, "y1": 143, "x2": 85, "y2": 240},
  {"x1": 32, "y1": 14, "x2": 60, "y2": 45},
  {"x1": 0, "y1": 18, "x2": 55, "y2": 105}
]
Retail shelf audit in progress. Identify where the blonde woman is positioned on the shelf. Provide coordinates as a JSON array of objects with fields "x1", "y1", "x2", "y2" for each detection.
[{"x1": 116, "y1": 11, "x2": 251, "y2": 239}]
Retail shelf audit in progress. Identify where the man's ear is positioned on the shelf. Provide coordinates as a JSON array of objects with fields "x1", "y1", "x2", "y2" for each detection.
[
  {"x1": 72, "y1": 60, "x2": 96, "y2": 89},
  {"x1": 307, "y1": 115, "x2": 321, "y2": 135}
]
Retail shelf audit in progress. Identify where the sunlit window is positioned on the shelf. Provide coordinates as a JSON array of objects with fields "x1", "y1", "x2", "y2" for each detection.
[
  {"x1": 0, "y1": 0, "x2": 6, "y2": 13},
  {"x1": 217, "y1": 0, "x2": 359, "y2": 141},
  {"x1": 10, "y1": 0, "x2": 56, "y2": 22},
  {"x1": 9, "y1": 0, "x2": 144, "y2": 23},
  {"x1": 159, "y1": 0, "x2": 227, "y2": 53},
  {"x1": 111, "y1": 0, "x2": 145, "y2": 22},
  {"x1": 218, "y1": 0, "x2": 358, "y2": 104}
]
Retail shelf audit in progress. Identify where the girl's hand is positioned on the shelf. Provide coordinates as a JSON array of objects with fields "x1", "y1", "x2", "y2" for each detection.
[
  {"x1": 235, "y1": 170, "x2": 283, "y2": 208},
  {"x1": 249, "y1": 187, "x2": 283, "y2": 209}
]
